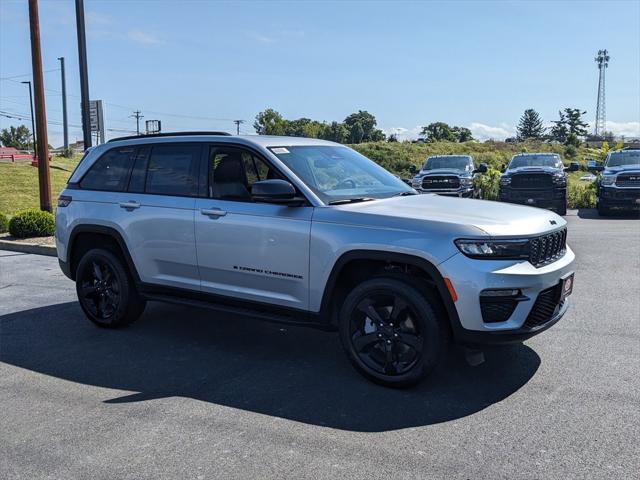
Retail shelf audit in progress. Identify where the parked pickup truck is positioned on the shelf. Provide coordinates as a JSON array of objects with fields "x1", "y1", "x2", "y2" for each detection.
[
  {"x1": 589, "y1": 149, "x2": 640, "y2": 216},
  {"x1": 410, "y1": 155, "x2": 487, "y2": 198}
]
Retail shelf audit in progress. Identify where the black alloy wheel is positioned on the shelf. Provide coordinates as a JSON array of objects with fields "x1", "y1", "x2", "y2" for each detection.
[
  {"x1": 76, "y1": 248, "x2": 146, "y2": 328},
  {"x1": 339, "y1": 276, "x2": 446, "y2": 387}
]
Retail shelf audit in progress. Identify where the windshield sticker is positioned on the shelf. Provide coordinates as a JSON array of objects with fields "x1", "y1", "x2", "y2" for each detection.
[{"x1": 271, "y1": 147, "x2": 290, "y2": 155}]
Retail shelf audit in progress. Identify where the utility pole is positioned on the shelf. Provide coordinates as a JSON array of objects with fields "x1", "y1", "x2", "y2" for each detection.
[
  {"x1": 57, "y1": 56, "x2": 69, "y2": 153},
  {"x1": 75, "y1": 0, "x2": 91, "y2": 149},
  {"x1": 130, "y1": 110, "x2": 143, "y2": 135},
  {"x1": 233, "y1": 119, "x2": 245, "y2": 135},
  {"x1": 20, "y1": 80, "x2": 37, "y2": 159},
  {"x1": 594, "y1": 49, "x2": 610, "y2": 138},
  {"x1": 28, "y1": 0, "x2": 52, "y2": 212}
]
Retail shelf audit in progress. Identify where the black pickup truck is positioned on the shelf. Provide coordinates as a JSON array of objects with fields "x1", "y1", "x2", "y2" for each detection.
[
  {"x1": 498, "y1": 153, "x2": 578, "y2": 215},
  {"x1": 589, "y1": 149, "x2": 640, "y2": 216}
]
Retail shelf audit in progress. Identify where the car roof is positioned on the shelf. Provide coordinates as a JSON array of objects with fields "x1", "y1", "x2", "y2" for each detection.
[
  {"x1": 512, "y1": 152, "x2": 559, "y2": 156},
  {"x1": 105, "y1": 133, "x2": 339, "y2": 149}
]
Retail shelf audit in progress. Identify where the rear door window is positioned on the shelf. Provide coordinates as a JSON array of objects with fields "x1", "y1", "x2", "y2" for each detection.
[
  {"x1": 80, "y1": 147, "x2": 136, "y2": 191},
  {"x1": 145, "y1": 144, "x2": 201, "y2": 197}
]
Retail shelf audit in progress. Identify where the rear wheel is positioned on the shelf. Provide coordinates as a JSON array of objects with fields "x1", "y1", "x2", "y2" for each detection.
[
  {"x1": 338, "y1": 276, "x2": 447, "y2": 387},
  {"x1": 76, "y1": 248, "x2": 146, "y2": 328}
]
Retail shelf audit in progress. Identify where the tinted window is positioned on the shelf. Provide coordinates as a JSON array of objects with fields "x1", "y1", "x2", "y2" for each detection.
[
  {"x1": 80, "y1": 147, "x2": 135, "y2": 191},
  {"x1": 145, "y1": 144, "x2": 200, "y2": 196},
  {"x1": 127, "y1": 147, "x2": 150, "y2": 193}
]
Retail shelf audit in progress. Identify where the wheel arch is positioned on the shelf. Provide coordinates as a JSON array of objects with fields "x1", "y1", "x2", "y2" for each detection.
[
  {"x1": 67, "y1": 225, "x2": 140, "y2": 282},
  {"x1": 319, "y1": 250, "x2": 460, "y2": 332}
]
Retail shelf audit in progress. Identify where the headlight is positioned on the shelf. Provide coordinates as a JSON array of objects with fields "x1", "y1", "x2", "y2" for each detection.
[
  {"x1": 454, "y1": 238, "x2": 530, "y2": 260},
  {"x1": 552, "y1": 173, "x2": 566, "y2": 185},
  {"x1": 460, "y1": 177, "x2": 473, "y2": 187},
  {"x1": 601, "y1": 175, "x2": 616, "y2": 185},
  {"x1": 499, "y1": 177, "x2": 511, "y2": 186},
  {"x1": 411, "y1": 177, "x2": 422, "y2": 186}
]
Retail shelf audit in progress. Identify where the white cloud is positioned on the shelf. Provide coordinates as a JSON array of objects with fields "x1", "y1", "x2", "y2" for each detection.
[
  {"x1": 468, "y1": 122, "x2": 516, "y2": 141},
  {"x1": 251, "y1": 33, "x2": 277, "y2": 44},
  {"x1": 603, "y1": 121, "x2": 640, "y2": 138},
  {"x1": 384, "y1": 126, "x2": 422, "y2": 141},
  {"x1": 127, "y1": 30, "x2": 162, "y2": 46}
]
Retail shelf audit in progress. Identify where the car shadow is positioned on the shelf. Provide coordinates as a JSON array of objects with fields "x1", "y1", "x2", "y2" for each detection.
[
  {"x1": 577, "y1": 208, "x2": 640, "y2": 219},
  {"x1": 0, "y1": 301, "x2": 540, "y2": 432}
]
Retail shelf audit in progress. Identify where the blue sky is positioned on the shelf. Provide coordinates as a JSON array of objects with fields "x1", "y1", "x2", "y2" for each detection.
[{"x1": 1, "y1": 0, "x2": 639, "y2": 146}]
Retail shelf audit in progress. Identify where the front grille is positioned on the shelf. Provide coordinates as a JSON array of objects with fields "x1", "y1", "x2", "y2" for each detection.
[
  {"x1": 510, "y1": 174, "x2": 552, "y2": 189},
  {"x1": 529, "y1": 228, "x2": 567, "y2": 267},
  {"x1": 616, "y1": 174, "x2": 640, "y2": 188},
  {"x1": 480, "y1": 298, "x2": 518, "y2": 323},
  {"x1": 524, "y1": 285, "x2": 563, "y2": 329},
  {"x1": 422, "y1": 176, "x2": 460, "y2": 190},
  {"x1": 508, "y1": 190, "x2": 553, "y2": 201}
]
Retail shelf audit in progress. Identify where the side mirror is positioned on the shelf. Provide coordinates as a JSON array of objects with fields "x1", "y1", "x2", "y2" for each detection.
[
  {"x1": 564, "y1": 162, "x2": 579, "y2": 172},
  {"x1": 409, "y1": 165, "x2": 418, "y2": 175},
  {"x1": 252, "y1": 179, "x2": 300, "y2": 205},
  {"x1": 473, "y1": 163, "x2": 488, "y2": 174},
  {"x1": 587, "y1": 160, "x2": 604, "y2": 172},
  {"x1": 501, "y1": 164, "x2": 507, "y2": 173}
]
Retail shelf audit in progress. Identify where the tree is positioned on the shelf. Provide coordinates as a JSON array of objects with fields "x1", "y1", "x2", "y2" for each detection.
[
  {"x1": 600, "y1": 140, "x2": 610, "y2": 159},
  {"x1": 420, "y1": 122, "x2": 456, "y2": 142},
  {"x1": 343, "y1": 110, "x2": 385, "y2": 143},
  {"x1": 516, "y1": 109, "x2": 545, "y2": 140},
  {"x1": 563, "y1": 108, "x2": 589, "y2": 137},
  {"x1": 320, "y1": 121, "x2": 349, "y2": 143},
  {"x1": 387, "y1": 133, "x2": 398, "y2": 142},
  {"x1": 253, "y1": 109, "x2": 287, "y2": 135},
  {"x1": 0, "y1": 125, "x2": 32, "y2": 150},
  {"x1": 348, "y1": 122, "x2": 365, "y2": 144},
  {"x1": 550, "y1": 110, "x2": 568, "y2": 143},
  {"x1": 452, "y1": 126, "x2": 474, "y2": 142}
]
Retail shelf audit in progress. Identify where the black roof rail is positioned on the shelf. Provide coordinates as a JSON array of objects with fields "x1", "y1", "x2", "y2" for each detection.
[{"x1": 108, "y1": 131, "x2": 232, "y2": 143}]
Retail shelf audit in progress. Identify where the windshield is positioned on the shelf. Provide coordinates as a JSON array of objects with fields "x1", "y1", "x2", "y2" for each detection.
[
  {"x1": 422, "y1": 156, "x2": 471, "y2": 171},
  {"x1": 606, "y1": 151, "x2": 640, "y2": 167},
  {"x1": 509, "y1": 154, "x2": 562, "y2": 169},
  {"x1": 269, "y1": 145, "x2": 412, "y2": 203}
]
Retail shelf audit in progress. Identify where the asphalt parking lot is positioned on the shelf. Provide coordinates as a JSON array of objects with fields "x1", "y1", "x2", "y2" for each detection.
[{"x1": 1, "y1": 209, "x2": 638, "y2": 480}]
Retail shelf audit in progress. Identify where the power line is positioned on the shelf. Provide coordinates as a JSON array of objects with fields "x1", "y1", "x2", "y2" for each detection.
[{"x1": 0, "y1": 68, "x2": 60, "y2": 81}]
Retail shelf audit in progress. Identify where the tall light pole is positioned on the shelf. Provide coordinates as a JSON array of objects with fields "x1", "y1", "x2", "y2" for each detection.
[
  {"x1": 28, "y1": 0, "x2": 52, "y2": 212},
  {"x1": 594, "y1": 49, "x2": 610, "y2": 138},
  {"x1": 75, "y1": 0, "x2": 91, "y2": 149},
  {"x1": 20, "y1": 80, "x2": 37, "y2": 158},
  {"x1": 57, "y1": 56, "x2": 69, "y2": 153}
]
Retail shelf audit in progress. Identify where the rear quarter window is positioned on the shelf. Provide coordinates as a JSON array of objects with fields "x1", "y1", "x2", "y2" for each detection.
[{"x1": 80, "y1": 147, "x2": 136, "y2": 191}]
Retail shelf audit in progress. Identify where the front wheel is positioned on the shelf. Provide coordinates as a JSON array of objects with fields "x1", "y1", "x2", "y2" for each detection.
[
  {"x1": 597, "y1": 203, "x2": 610, "y2": 217},
  {"x1": 556, "y1": 200, "x2": 567, "y2": 216},
  {"x1": 338, "y1": 276, "x2": 447, "y2": 387},
  {"x1": 76, "y1": 248, "x2": 146, "y2": 328}
]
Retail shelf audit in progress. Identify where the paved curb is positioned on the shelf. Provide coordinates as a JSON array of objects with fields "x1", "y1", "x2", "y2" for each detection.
[{"x1": 0, "y1": 239, "x2": 57, "y2": 257}]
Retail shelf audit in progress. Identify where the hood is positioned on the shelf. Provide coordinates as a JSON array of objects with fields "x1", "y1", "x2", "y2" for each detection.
[
  {"x1": 322, "y1": 194, "x2": 566, "y2": 237},
  {"x1": 417, "y1": 168, "x2": 470, "y2": 177},
  {"x1": 505, "y1": 166, "x2": 561, "y2": 175},
  {"x1": 604, "y1": 165, "x2": 640, "y2": 174}
]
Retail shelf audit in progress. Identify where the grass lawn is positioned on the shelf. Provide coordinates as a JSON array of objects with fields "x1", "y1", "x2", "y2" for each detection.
[{"x1": 0, "y1": 155, "x2": 81, "y2": 215}]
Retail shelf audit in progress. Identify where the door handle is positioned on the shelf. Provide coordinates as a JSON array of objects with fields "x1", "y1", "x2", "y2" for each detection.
[
  {"x1": 201, "y1": 208, "x2": 227, "y2": 217},
  {"x1": 119, "y1": 201, "x2": 140, "y2": 210}
]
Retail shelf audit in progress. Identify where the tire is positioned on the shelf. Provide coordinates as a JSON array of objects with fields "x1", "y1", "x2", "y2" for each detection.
[
  {"x1": 556, "y1": 200, "x2": 567, "y2": 216},
  {"x1": 338, "y1": 276, "x2": 447, "y2": 388},
  {"x1": 75, "y1": 248, "x2": 146, "y2": 328},
  {"x1": 597, "y1": 203, "x2": 610, "y2": 217}
]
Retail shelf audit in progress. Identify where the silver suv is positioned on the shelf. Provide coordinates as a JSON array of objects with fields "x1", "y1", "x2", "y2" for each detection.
[{"x1": 56, "y1": 132, "x2": 575, "y2": 387}]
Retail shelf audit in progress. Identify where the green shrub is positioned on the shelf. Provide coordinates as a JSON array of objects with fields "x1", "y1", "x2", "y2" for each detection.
[
  {"x1": 8, "y1": 209, "x2": 55, "y2": 238},
  {"x1": 476, "y1": 168, "x2": 502, "y2": 200},
  {"x1": 567, "y1": 180, "x2": 596, "y2": 209},
  {"x1": 0, "y1": 212, "x2": 8, "y2": 233}
]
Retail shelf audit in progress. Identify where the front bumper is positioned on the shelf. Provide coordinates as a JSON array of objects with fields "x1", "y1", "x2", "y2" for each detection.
[
  {"x1": 499, "y1": 187, "x2": 565, "y2": 208},
  {"x1": 438, "y1": 246, "x2": 575, "y2": 345},
  {"x1": 598, "y1": 187, "x2": 640, "y2": 210}
]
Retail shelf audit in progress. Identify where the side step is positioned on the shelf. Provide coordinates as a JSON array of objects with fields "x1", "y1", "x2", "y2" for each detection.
[{"x1": 141, "y1": 293, "x2": 330, "y2": 330}]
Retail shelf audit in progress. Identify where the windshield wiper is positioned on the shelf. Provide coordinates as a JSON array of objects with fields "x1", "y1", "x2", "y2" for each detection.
[
  {"x1": 327, "y1": 197, "x2": 375, "y2": 205},
  {"x1": 393, "y1": 190, "x2": 418, "y2": 197}
]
